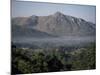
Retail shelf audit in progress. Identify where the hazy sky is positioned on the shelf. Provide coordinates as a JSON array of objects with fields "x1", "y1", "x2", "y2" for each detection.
[{"x1": 12, "y1": 0, "x2": 96, "y2": 23}]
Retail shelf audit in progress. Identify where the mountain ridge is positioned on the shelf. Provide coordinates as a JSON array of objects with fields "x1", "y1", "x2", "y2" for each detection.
[{"x1": 12, "y1": 12, "x2": 96, "y2": 37}]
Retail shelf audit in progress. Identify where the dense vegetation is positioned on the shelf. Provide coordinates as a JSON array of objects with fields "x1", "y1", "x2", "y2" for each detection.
[{"x1": 11, "y1": 43, "x2": 96, "y2": 74}]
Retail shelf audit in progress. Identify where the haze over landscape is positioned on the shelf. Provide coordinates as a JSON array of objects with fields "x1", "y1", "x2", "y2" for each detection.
[{"x1": 11, "y1": 1, "x2": 96, "y2": 74}]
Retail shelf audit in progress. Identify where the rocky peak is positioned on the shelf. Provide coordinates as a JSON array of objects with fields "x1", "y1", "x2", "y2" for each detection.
[{"x1": 54, "y1": 12, "x2": 65, "y2": 17}]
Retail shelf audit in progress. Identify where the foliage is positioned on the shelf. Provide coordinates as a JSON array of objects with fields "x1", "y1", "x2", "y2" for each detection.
[{"x1": 11, "y1": 43, "x2": 96, "y2": 74}]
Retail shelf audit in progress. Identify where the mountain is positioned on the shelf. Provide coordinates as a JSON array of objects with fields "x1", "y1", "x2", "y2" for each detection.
[
  {"x1": 12, "y1": 12, "x2": 96, "y2": 37},
  {"x1": 37, "y1": 12, "x2": 95, "y2": 36},
  {"x1": 12, "y1": 15, "x2": 38, "y2": 27},
  {"x1": 12, "y1": 25, "x2": 55, "y2": 38}
]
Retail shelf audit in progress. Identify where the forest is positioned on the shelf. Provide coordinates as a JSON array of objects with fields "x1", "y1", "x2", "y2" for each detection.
[{"x1": 11, "y1": 43, "x2": 96, "y2": 74}]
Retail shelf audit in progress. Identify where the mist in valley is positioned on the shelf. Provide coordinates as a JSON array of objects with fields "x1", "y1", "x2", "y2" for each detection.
[{"x1": 12, "y1": 36, "x2": 95, "y2": 48}]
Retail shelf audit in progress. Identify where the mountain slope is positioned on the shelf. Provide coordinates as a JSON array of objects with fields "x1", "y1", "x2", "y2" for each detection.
[
  {"x1": 12, "y1": 25, "x2": 55, "y2": 38},
  {"x1": 12, "y1": 12, "x2": 96, "y2": 37},
  {"x1": 37, "y1": 12, "x2": 95, "y2": 36},
  {"x1": 12, "y1": 15, "x2": 38, "y2": 28}
]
